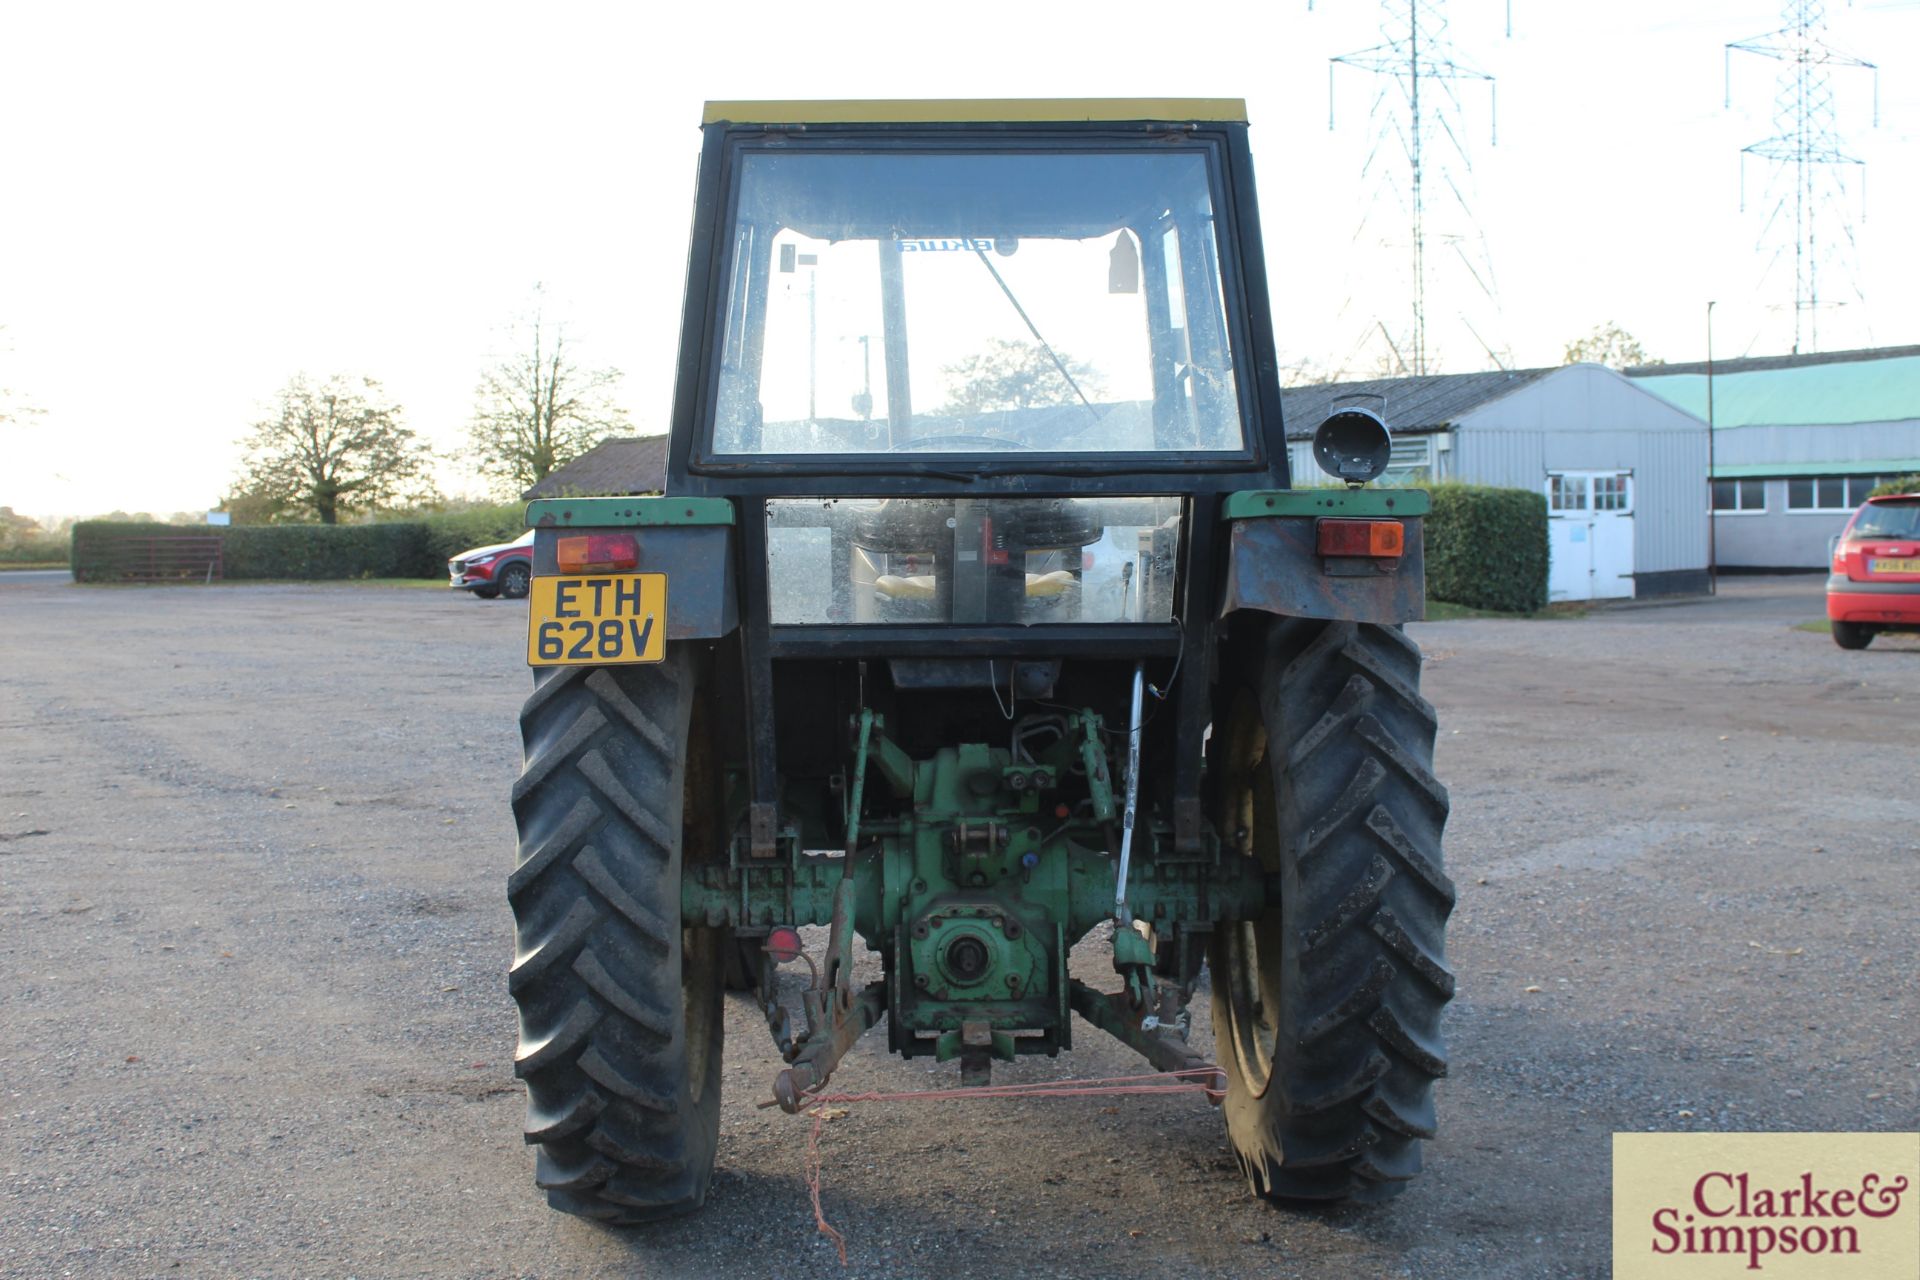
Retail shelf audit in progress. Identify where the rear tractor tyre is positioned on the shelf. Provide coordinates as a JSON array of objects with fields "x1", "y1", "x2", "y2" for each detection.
[
  {"x1": 1210, "y1": 618, "x2": 1454, "y2": 1204},
  {"x1": 507, "y1": 653, "x2": 725, "y2": 1223},
  {"x1": 1831, "y1": 620, "x2": 1872, "y2": 650}
]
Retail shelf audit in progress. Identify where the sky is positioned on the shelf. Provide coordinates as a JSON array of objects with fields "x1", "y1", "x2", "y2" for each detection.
[{"x1": 1, "y1": 0, "x2": 1915, "y2": 520}]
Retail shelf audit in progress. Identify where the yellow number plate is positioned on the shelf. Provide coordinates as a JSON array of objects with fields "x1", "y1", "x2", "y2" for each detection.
[
  {"x1": 1868, "y1": 557, "x2": 1920, "y2": 574},
  {"x1": 527, "y1": 573, "x2": 668, "y2": 667}
]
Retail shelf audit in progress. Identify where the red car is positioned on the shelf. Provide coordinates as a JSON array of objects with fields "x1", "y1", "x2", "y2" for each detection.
[
  {"x1": 448, "y1": 529, "x2": 534, "y2": 599},
  {"x1": 1827, "y1": 492, "x2": 1920, "y2": 649}
]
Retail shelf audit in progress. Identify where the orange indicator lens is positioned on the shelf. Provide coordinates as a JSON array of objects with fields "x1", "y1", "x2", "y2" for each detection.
[
  {"x1": 1316, "y1": 519, "x2": 1405, "y2": 558},
  {"x1": 555, "y1": 533, "x2": 640, "y2": 573}
]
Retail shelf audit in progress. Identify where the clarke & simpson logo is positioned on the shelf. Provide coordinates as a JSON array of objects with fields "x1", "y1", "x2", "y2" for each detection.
[
  {"x1": 1614, "y1": 1133, "x2": 1920, "y2": 1279},
  {"x1": 1651, "y1": 1169, "x2": 1909, "y2": 1269}
]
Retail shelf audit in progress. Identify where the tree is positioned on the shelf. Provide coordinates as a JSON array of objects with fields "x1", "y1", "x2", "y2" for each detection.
[
  {"x1": 941, "y1": 338, "x2": 1100, "y2": 414},
  {"x1": 469, "y1": 302, "x2": 628, "y2": 494},
  {"x1": 0, "y1": 383, "x2": 30, "y2": 431},
  {"x1": 216, "y1": 481, "x2": 294, "y2": 526},
  {"x1": 0, "y1": 325, "x2": 42, "y2": 431},
  {"x1": 232, "y1": 374, "x2": 432, "y2": 524},
  {"x1": 0, "y1": 506, "x2": 39, "y2": 547},
  {"x1": 1562, "y1": 322, "x2": 1663, "y2": 370},
  {"x1": 1279, "y1": 357, "x2": 1339, "y2": 387},
  {"x1": 0, "y1": 507, "x2": 65, "y2": 564}
]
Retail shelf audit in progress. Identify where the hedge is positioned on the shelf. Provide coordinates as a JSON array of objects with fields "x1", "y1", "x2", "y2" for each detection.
[
  {"x1": 71, "y1": 505, "x2": 530, "y2": 582},
  {"x1": 418, "y1": 505, "x2": 526, "y2": 569},
  {"x1": 1424, "y1": 483, "x2": 1549, "y2": 614},
  {"x1": 222, "y1": 523, "x2": 429, "y2": 580}
]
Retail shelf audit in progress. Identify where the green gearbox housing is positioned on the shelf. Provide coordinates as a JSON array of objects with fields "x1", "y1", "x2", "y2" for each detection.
[{"x1": 681, "y1": 711, "x2": 1269, "y2": 1062}]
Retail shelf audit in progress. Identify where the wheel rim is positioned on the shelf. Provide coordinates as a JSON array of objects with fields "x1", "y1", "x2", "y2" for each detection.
[{"x1": 1217, "y1": 691, "x2": 1285, "y2": 1095}]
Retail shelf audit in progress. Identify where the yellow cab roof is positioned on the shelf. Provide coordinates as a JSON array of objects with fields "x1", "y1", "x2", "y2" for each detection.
[{"x1": 701, "y1": 99, "x2": 1248, "y2": 126}]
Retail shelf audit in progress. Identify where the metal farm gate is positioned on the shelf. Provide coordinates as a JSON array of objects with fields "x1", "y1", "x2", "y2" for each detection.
[{"x1": 99, "y1": 536, "x2": 225, "y2": 583}]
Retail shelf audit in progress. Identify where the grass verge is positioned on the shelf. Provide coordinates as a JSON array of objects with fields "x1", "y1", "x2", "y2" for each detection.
[{"x1": 1425, "y1": 598, "x2": 1589, "y2": 621}]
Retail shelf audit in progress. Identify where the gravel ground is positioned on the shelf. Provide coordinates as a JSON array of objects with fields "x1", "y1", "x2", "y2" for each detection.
[{"x1": 1, "y1": 573, "x2": 1915, "y2": 1278}]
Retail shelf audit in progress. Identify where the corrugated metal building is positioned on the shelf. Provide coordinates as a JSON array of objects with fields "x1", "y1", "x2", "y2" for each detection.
[
  {"x1": 1625, "y1": 346, "x2": 1920, "y2": 571},
  {"x1": 1283, "y1": 364, "x2": 1709, "y2": 600}
]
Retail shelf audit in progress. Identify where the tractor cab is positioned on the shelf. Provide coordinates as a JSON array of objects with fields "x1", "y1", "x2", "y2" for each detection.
[
  {"x1": 506, "y1": 101, "x2": 1450, "y2": 1225},
  {"x1": 675, "y1": 101, "x2": 1288, "y2": 658}
]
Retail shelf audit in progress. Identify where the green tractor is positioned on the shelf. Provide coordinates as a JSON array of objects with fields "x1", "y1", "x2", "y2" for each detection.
[{"x1": 507, "y1": 98, "x2": 1451, "y2": 1223}]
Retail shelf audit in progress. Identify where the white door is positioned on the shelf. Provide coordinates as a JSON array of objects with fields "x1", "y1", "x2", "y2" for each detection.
[{"x1": 1546, "y1": 472, "x2": 1634, "y2": 601}]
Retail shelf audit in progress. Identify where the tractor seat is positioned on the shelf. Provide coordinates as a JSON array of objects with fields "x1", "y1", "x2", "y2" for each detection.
[
  {"x1": 873, "y1": 574, "x2": 938, "y2": 599},
  {"x1": 872, "y1": 571, "x2": 1079, "y2": 600}
]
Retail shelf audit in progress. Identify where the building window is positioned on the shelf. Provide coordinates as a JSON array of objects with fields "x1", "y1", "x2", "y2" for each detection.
[
  {"x1": 1592, "y1": 474, "x2": 1632, "y2": 512},
  {"x1": 1379, "y1": 436, "x2": 1434, "y2": 487},
  {"x1": 1786, "y1": 475, "x2": 1887, "y2": 512},
  {"x1": 1548, "y1": 474, "x2": 1589, "y2": 512},
  {"x1": 1850, "y1": 476, "x2": 1890, "y2": 505},
  {"x1": 1712, "y1": 478, "x2": 1766, "y2": 512}
]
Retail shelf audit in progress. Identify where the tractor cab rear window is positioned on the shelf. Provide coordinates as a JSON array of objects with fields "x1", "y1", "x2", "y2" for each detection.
[
  {"x1": 710, "y1": 147, "x2": 1245, "y2": 458},
  {"x1": 766, "y1": 496, "x2": 1183, "y2": 626}
]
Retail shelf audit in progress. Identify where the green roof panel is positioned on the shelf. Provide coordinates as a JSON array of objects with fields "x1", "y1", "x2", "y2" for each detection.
[
  {"x1": 1633, "y1": 354, "x2": 1920, "y2": 428},
  {"x1": 1712, "y1": 458, "x2": 1920, "y2": 479}
]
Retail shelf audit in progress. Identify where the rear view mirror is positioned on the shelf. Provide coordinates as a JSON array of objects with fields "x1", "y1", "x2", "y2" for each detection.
[{"x1": 1109, "y1": 231, "x2": 1140, "y2": 294}]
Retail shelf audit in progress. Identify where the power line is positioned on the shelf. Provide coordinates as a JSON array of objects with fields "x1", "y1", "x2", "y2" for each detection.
[
  {"x1": 1725, "y1": 0, "x2": 1879, "y2": 354},
  {"x1": 1327, "y1": 0, "x2": 1507, "y2": 376}
]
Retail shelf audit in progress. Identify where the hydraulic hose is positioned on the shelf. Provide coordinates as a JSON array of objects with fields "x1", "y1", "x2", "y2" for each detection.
[{"x1": 1112, "y1": 660, "x2": 1146, "y2": 923}]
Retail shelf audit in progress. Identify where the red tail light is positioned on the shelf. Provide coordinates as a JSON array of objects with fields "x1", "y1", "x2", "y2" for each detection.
[
  {"x1": 980, "y1": 515, "x2": 1010, "y2": 566},
  {"x1": 555, "y1": 533, "x2": 639, "y2": 574},
  {"x1": 764, "y1": 926, "x2": 804, "y2": 964},
  {"x1": 1317, "y1": 518, "x2": 1405, "y2": 558}
]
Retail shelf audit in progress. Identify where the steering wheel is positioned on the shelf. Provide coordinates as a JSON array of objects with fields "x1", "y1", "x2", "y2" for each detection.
[{"x1": 889, "y1": 433, "x2": 1033, "y2": 453}]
